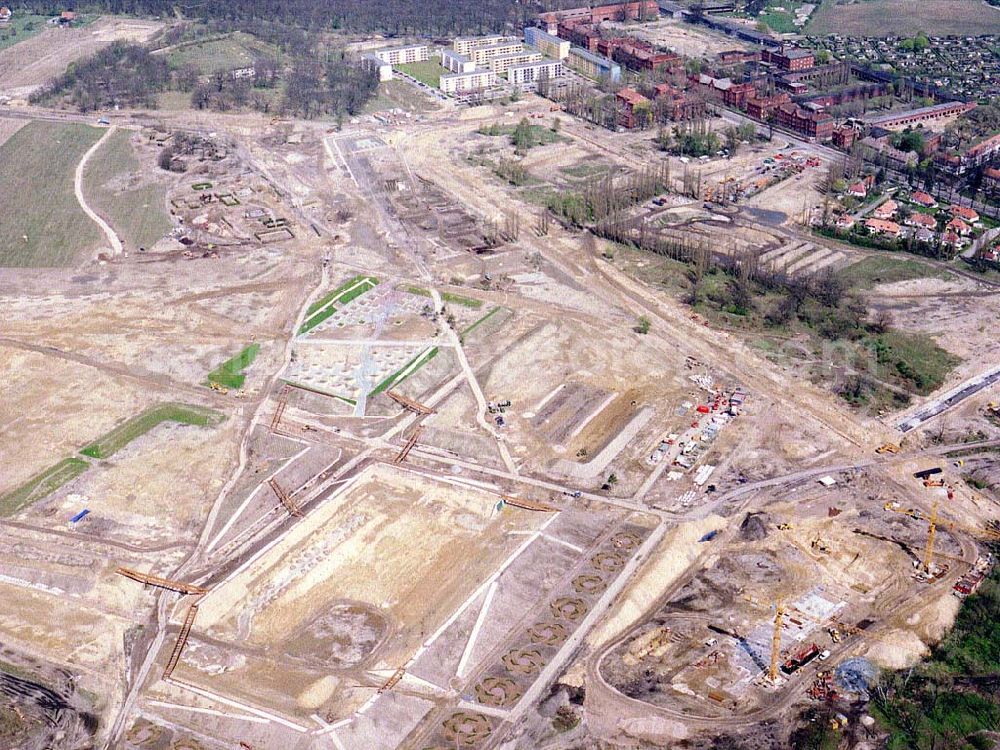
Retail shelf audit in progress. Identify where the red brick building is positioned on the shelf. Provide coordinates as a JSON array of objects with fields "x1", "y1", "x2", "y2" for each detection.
[
  {"x1": 653, "y1": 83, "x2": 706, "y2": 121},
  {"x1": 722, "y1": 81, "x2": 756, "y2": 109},
  {"x1": 762, "y1": 45, "x2": 814, "y2": 71},
  {"x1": 775, "y1": 102, "x2": 834, "y2": 141},
  {"x1": 617, "y1": 87, "x2": 652, "y2": 129},
  {"x1": 745, "y1": 92, "x2": 791, "y2": 121},
  {"x1": 611, "y1": 40, "x2": 678, "y2": 72},
  {"x1": 832, "y1": 124, "x2": 858, "y2": 150}
]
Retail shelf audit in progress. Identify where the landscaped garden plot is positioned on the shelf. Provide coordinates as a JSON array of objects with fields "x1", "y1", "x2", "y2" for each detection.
[
  {"x1": 206, "y1": 344, "x2": 260, "y2": 389},
  {"x1": 283, "y1": 343, "x2": 437, "y2": 402},
  {"x1": 0, "y1": 457, "x2": 90, "y2": 517},
  {"x1": 79, "y1": 403, "x2": 224, "y2": 459},
  {"x1": 0, "y1": 121, "x2": 104, "y2": 266},
  {"x1": 300, "y1": 275, "x2": 379, "y2": 334}
]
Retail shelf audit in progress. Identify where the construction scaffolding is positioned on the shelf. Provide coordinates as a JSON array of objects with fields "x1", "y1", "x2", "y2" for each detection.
[
  {"x1": 269, "y1": 478, "x2": 303, "y2": 517},
  {"x1": 386, "y1": 390, "x2": 434, "y2": 415},
  {"x1": 394, "y1": 425, "x2": 423, "y2": 464},
  {"x1": 501, "y1": 495, "x2": 559, "y2": 512},
  {"x1": 163, "y1": 600, "x2": 200, "y2": 679},
  {"x1": 115, "y1": 567, "x2": 208, "y2": 595}
]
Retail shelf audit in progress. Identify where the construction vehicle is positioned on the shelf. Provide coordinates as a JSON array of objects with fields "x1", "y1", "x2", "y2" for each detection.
[
  {"x1": 876, "y1": 443, "x2": 900, "y2": 454},
  {"x1": 209, "y1": 381, "x2": 229, "y2": 395},
  {"x1": 778, "y1": 523, "x2": 793, "y2": 531},
  {"x1": 810, "y1": 538, "x2": 830, "y2": 553},
  {"x1": 829, "y1": 714, "x2": 849, "y2": 731}
]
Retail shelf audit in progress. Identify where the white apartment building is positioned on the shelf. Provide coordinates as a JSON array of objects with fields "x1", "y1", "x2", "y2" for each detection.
[
  {"x1": 372, "y1": 44, "x2": 429, "y2": 66},
  {"x1": 442, "y1": 48, "x2": 476, "y2": 73},
  {"x1": 508, "y1": 59, "x2": 565, "y2": 87},
  {"x1": 439, "y1": 70, "x2": 496, "y2": 94}
]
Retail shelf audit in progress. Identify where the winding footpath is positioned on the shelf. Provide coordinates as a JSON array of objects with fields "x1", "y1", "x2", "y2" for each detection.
[{"x1": 75, "y1": 124, "x2": 123, "y2": 256}]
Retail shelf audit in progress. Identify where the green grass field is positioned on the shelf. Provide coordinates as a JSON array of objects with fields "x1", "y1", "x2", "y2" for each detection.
[
  {"x1": 80, "y1": 404, "x2": 225, "y2": 459},
  {"x1": 0, "y1": 457, "x2": 90, "y2": 517},
  {"x1": 0, "y1": 121, "x2": 104, "y2": 266},
  {"x1": 167, "y1": 32, "x2": 278, "y2": 75},
  {"x1": 207, "y1": 344, "x2": 260, "y2": 389},
  {"x1": 0, "y1": 13, "x2": 48, "y2": 52},
  {"x1": 807, "y1": 0, "x2": 1000, "y2": 35},
  {"x1": 871, "y1": 331, "x2": 959, "y2": 396},
  {"x1": 396, "y1": 60, "x2": 446, "y2": 87},
  {"x1": 83, "y1": 129, "x2": 172, "y2": 252},
  {"x1": 838, "y1": 256, "x2": 952, "y2": 290}
]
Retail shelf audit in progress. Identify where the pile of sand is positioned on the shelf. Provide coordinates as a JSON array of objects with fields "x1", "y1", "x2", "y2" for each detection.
[{"x1": 865, "y1": 630, "x2": 928, "y2": 669}]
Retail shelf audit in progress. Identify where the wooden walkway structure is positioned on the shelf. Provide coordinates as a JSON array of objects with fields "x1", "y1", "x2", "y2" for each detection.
[
  {"x1": 501, "y1": 495, "x2": 559, "y2": 512},
  {"x1": 394, "y1": 425, "x2": 423, "y2": 464},
  {"x1": 386, "y1": 390, "x2": 434, "y2": 415},
  {"x1": 378, "y1": 667, "x2": 405, "y2": 694},
  {"x1": 163, "y1": 600, "x2": 200, "y2": 679},
  {"x1": 270, "y1": 386, "x2": 290, "y2": 431},
  {"x1": 116, "y1": 567, "x2": 208, "y2": 595},
  {"x1": 269, "y1": 478, "x2": 303, "y2": 517}
]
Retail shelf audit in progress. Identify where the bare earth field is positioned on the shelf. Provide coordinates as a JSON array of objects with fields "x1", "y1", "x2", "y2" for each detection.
[
  {"x1": 807, "y1": 0, "x2": 1000, "y2": 35},
  {"x1": 1, "y1": 39, "x2": 999, "y2": 750}
]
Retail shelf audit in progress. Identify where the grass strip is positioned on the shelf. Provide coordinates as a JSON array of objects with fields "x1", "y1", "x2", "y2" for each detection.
[
  {"x1": 442, "y1": 292, "x2": 484, "y2": 309},
  {"x1": 0, "y1": 457, "x2": 90, "y2": 517},
  {"x1": 461, "y1": 306, "x2": 502, "y2": 336},
  {"x1": 207, "y1": 343, "x2": 260, "y2": 389},
  {"x1": 80, "y1": 403, "x2": 224, "y2": 459},
  {"x1": 371, "y1": 346, "x2": 439, "y2": 396}
]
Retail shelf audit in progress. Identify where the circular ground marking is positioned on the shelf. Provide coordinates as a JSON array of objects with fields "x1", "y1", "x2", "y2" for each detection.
[
  {"x1": 502, "y1": 648, "x2": 546, "y2": 675},
  {"x1": 475, "y1": 675, "x2": 522, "y2": 706},
  {"x1": 591, "y1": 551, "x2": 626, "y2": 572},
  {"x1": 171, "y1": 740, "x2": 203, "y2": 750},
  {"x1": 126, "y1": 721, "x2": 162, "y2": 746},
  {"x1": 550, "y1": 597, "x2": 588, "y2": 621},
  {"x1": 611, "y1": 532, "x2": 641, "y2": 551},
  {"x1": 442, "y1": 711, "x2": 493, "y2": 746},
  {"x1": 573, "y1": 574, "x2": 606, "y2": 594},
  {"x1": 527, "y1": 621, "x2": 568, "y2": 646}
]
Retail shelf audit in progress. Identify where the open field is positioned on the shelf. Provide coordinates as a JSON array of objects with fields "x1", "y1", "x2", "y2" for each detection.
[
  {"x1": 165, "y1": 31, "x2": 279, "y2": 75},
  {"x1": 0, "y1": 120, "x2": 104, "y2": 266},
  {"x1": 838, "y1": 255, "x2": 952, "y2": 290},
  {"x1": 364, "y1": 79, "x2": 440, "y2": 114},
  {"x1": 0, "y1": 457, "x2": 89, "y2": 517},
  {"x1": 0, "y1": 13, "x2": 49, "y2": 52},
  {"x1": 807, "y1": 0, "x2": 1000, "y2": 35},
  {"x1": 80, "y1": 403, "x2": 224, "y2": 459},
  {"x1": 82, "y1": 129, "x2": 172, "y2": 252},
  {"x1": 0, "y1": 17, "x2": 162, "y2": 97},
  {"x1": 0, "y1": 116, "x2": 27, "y2": 147}
]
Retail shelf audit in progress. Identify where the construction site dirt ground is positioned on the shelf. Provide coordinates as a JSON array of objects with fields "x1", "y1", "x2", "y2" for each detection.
[{"x1": 4, "y1": 57, "x2": 1000, "y2": 750}]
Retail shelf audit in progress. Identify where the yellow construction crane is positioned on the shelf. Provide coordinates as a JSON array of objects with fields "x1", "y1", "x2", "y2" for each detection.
[
  {"x1": 923, "y1": 499, "x2": 939, "y2": 573},
  {"x1": 769, "y1": 600, "x2": 785, "y2": 682}
]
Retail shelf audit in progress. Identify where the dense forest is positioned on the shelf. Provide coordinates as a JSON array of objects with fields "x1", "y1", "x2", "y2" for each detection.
[{"x1": 17, "y1": 0, "x2": 576, "y2": 36}]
